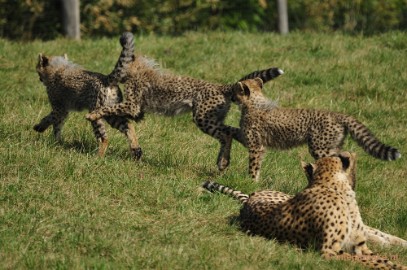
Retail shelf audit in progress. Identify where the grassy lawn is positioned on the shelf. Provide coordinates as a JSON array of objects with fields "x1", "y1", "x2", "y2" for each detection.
[{"x1": 0, "y1": 31, "x2": 406, "y2": 269}]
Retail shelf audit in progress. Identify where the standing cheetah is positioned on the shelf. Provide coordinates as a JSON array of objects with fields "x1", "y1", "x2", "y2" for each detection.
[
  {"x1": 34, "y1": 33, "x2": 141, "y2": 158},
  {"x1": 86, "y1": 32, "x2": 283, "y2": 170},
  {"x1": 235, "y1": 78, "x2": 400, "y2": 180},
  {"x1": 203, "y1": 152, "x2": 406, "y2": 269}
]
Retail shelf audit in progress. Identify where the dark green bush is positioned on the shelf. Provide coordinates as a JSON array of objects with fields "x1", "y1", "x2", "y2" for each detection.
[{"x1": 0, "y1": 0, "x2": 405, "y2": 40}]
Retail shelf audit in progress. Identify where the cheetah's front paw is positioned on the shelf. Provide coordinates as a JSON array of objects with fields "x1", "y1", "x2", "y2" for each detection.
[
  {"x1": 33, "y1": 124, "x2": 46, "y2": 132},
  {"x1": 85, "y1": 113, "x2": 100, "y2": 121},
  {"x1": 131, "y1": 147, "x2": 143, "y2": 160}
]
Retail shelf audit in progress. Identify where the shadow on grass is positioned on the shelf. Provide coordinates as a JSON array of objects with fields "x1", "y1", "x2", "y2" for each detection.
[{"x1": 59, "y1": 139, "x2": 97, "y2": 155}]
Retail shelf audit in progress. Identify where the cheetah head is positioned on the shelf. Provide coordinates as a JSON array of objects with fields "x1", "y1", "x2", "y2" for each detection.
[
  {"x1": 301, "y1": 152, "x2": 357, "y2": 190},
  {"x1": 36, "y1": 53, "x2": 69, "y2": 83},
  {"x1": 234, "y1": 78, "x2": 265, "y2": 106}
]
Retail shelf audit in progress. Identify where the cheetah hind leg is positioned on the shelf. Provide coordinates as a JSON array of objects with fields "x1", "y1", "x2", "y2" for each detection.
[
  {"x1": 98, "y1": 138, "x2": 109, "y2": 157},
  {"x1": 104, "y1": 116, "x2": 142, "y2": 160},
  {"x1": 91, "y1": 119, "x2": 109, "y2": 157},
  {"x1": 216, "y1": 125, "x2": 241, "y2": 171}
]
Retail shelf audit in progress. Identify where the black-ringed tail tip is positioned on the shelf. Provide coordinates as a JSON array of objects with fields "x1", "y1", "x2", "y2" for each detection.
[
  {"x1": 390, "y1": 149, "x2": 401, "y2": 161},
  {"x1": 239, "y1": 67, "x2": 284, "y2": 82},
  {"x1": 120, "y1": 32, "x2": 134, "y2": 47}
]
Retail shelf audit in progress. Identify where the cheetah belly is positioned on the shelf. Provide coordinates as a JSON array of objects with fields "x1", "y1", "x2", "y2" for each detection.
[{"x1": 146, "y1": 99, "x2": 193, "y2": 116}]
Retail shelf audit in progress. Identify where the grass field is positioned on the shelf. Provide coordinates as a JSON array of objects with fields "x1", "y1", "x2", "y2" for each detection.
[{"x1": 1, "y1": 31, "x2": 406, "y2": 269}]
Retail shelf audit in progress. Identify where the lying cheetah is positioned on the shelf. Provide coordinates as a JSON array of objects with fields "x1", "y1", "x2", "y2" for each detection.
[
  {"x1": 235, "y1": 78, "x2": 400, "y2": 180},
  {"x1": 86, "y1": 32, "x2": 283, "y2": 170},
  {"x1": 34, "y1": 33, "x2": 141, "y2": 158},
  {"x1": 203, "y1": 152, "x2": 406, "y2": 269}
]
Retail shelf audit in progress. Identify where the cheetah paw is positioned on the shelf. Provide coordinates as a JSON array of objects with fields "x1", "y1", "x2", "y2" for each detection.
[
  {"x1": 85, "y1": 113, "x2": 99, "y2": 121},
  {"x1": 131, "y1": 147, "x2": 143, "y2": 160},
  {"x1": 33, "y1": 124, "x2": 46, "y2": 132}
]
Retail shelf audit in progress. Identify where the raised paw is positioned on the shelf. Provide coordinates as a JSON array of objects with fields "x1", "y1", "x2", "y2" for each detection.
[
  {"x1": 33, "y1": 124, "x2": 46, "y2": 132},
  {"x1": 131, "y1": 147, "x2": 143, "y2": 160},
  {"x1": 85, "y1": 113, "x2": 100, "y2": 122}
]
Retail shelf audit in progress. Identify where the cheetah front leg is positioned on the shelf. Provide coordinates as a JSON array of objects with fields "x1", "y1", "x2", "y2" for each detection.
[
  {"x1": 248, "y1": 146, "x2": 266, "y2": 181},
  {"x1": 34, "y1": 109, "x2": 68, "y2": 142},
  {"x1": 194, "y1": 117, "x2": 233, "y2": 171},
  {"x1": 193, "y1": 99, "x2": 238, "y2": 171},
  {"x1": 86, "y1": 84, "x2": 143, "y2": 122},
  {"x1": 365, "y1": 226, "x2": 407, "y2": 247},
  {"x1": 244, "y1": 130, "x2": 265, "y2": 181},
  {"x1": 86, "y1": 101, "x2": 142, "y2": 122}
]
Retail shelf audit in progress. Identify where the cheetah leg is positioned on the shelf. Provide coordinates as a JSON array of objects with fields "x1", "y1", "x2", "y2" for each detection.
[
  {"x1": 228, "y1": 126, "x2": 246, "y2": 147},
  {"x1": 34, "y1": 110, "x2": 68, "y2": 142},
  {"x1": 90, "y1": 119, "x2": 109, "y2": 157},
  {"x1": 52, "y1": 111, "x2": 68, "y2": 142},
  {"x1": 193, "y1": 99, "x2": 238, "y2": 171},
  {"x1": 365, "y1": 226, "x2": 407, "y2": 247},
  {"x1": 217, "y1": 131, "x2": 232, "y2": 171},
  {"x1": 193, "y1": 116, "x2": 234, "y2": 171},
  {"x1": 353, "y1": 239, "x2": 374, "y2": 256},
  {"x1": 104, "y1": 116, "x2": 142, "y2": 160},
  {"x1": 87, "y1": 84, "x2": 143, "y2": 121},
  {"x1": 86, "y1": 101, "x2": 142, "y2": 122},
  {"x1": 248, "y1": 146, "x2": 265, "y2": 181},
  {"x1": 324, "y1": 252, "x2": 407, "y2": 270}
]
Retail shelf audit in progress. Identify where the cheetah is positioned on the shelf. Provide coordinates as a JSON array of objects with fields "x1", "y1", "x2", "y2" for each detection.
[
  {"x1": 85, "y1": 32, "x2": 283, "y2": 170},
  {"x1": 34, "y1": 33, "x2": 142, "y2": 158},
  {"x1": 203, "y1": 152, "x2": 407, "y2": 269},
  {"x1": 235, "y1": 78, "x2": 400, "y2": 180}
]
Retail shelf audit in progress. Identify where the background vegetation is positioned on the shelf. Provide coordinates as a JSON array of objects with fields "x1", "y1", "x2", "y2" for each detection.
[
  {"x1": 0, "y1": 31, "x2": 406, "y2": 269},
  {"x1": 1, "y1": 0, "x2": 406, "y2": 40}
]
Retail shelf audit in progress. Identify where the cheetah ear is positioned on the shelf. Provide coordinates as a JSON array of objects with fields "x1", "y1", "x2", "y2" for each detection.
[
  {"x1": 253, "y1": 77, "x2": 264, "y2": 88},
  {"x1": 238, "y1": 82, "x2": 251, "y2": 97},
  {"x1": 301, "y1": 161, "x2": 315, "y2": 184},
  {"x1": 38, "y1": 53, "x2": 49, "y2": 67},
  {"x1": 339, "y1": 155, "x2": 350, "y2": 171}
]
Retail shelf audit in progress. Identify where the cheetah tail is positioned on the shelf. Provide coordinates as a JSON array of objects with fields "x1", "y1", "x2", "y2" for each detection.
[
  {"x1": 340, "y1": 115, "x2": 401, "y2": 161},
  {"x1": 107, "y1": 32, "x2": 135, "y2": 85},
  {"x1": 238, "y1": 67, "x2": 284, "y2": 83},
  {"x1": 202, "y1": 180, "x2": 249, "y2": 204}
]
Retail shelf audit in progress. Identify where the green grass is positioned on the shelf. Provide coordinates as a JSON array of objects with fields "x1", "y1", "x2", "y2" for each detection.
[{"x1": 1, "y1": 31, "x2": 406, "y2": 269}]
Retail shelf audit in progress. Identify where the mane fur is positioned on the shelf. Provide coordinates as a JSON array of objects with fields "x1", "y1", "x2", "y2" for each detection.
[{"x1": 49, "y1": 56, "x2": 80, "y2": 70}]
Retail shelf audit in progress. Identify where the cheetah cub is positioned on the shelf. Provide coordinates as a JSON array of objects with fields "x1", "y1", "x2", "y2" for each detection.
[
  {"x1": 203, "y1": 153, "x2": 407, "y2": 269},
  {"x1": 34, "y1": 33, "x2": 141, "y2": 158},
  {"x1": 86, "y1": 32, "x2": 283, "y2": 170},
  {"x1": 236, "y1": 78, "x2": 401, "y2": 180}
]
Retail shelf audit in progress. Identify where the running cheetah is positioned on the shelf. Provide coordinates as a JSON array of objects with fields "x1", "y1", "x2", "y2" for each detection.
[
  {"x1": 235, "y1": 78, "x2": 400, "y2": 180},
  {"x1": 86, "y1": 32, "x2": 283, "y2": 170},
  {"x1": 34, "y1": 33, "x2": 141, "y2": 158},
  {"x1": 203, "y1": 152, "x2": 406, "y2": 269}
]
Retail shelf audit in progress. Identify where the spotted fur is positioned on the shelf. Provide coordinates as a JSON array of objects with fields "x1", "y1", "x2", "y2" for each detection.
[
  {"x1": 34, "y1": 33, "x2": 141, "y2": 158},
  {"x1": 203, "y1": 153, "x2": 407, "y2": 269},
  {"x1": 235, "y1": 78, "x2": 401, "y2": 180},
  {"x1": 86, "y1": 32, "x2": 283, "y2": 170}
]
